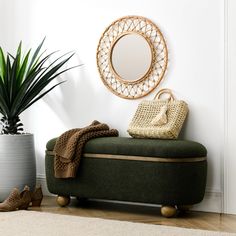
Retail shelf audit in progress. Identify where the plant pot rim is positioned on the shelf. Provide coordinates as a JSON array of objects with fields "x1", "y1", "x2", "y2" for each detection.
[{"x1": 0, "y1": 133, "x2": 33, "y2": 136}]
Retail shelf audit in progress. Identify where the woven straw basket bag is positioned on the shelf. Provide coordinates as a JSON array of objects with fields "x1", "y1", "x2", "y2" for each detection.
[{"x1": 127, "y1": 89, "x2": 188, "y2": 139}]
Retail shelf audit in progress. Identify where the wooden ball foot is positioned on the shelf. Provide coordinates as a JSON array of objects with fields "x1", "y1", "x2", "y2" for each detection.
[
  {"x1": 161, "y1": 205, "x2": 177, "y2": 218},
  {"x1": 57, "y1": 195, "x2": 71, "y2": 207}
]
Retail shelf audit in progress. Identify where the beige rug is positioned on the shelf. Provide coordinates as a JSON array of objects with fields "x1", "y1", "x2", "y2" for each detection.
[{"x1": 0, "y1": 211, "x2": 235, "y2": 236}]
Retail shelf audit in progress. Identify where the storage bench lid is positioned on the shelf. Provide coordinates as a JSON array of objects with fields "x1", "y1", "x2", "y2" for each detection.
[{"x1": 46, "y1": 137, "x2": 207, "y2": 158}]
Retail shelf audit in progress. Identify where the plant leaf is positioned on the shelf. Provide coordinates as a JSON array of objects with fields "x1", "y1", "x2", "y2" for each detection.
[
  {"x1": 20, "y1": 81, "x2": 65, "y2": 113},
  {"x1": 0, "y1": 38, "x2": 78, "y2": 134},
  {"x1": 16, "y1": 49, "x2": 31, "y2": 86},
  {"x1": 16, "y1": 41, "x2": 22, "y2": 78},
  {"x1": 26, "y1": 37, "x2": 45, "y2": 76},
  {"x1": 0, "y1": 47, "x2": 6, "y2": 80}
]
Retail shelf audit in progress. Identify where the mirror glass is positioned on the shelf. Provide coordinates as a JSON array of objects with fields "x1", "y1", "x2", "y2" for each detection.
[{"x1": 111, "y1": 34, "x2": 152, "y2": 81}]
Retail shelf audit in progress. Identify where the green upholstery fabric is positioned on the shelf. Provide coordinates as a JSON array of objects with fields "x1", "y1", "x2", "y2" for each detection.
[
  {"x1": 45, "y1": 137, "x2": 207, "y2": 206},
  {"x1": 46, "y1": 137, "x2": 207, "y2": 158},
  {"x1": 46, "y1": 154, "x2": 207, "y2": 205}
]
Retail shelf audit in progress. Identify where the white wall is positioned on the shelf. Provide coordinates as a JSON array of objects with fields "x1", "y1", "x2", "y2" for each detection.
[{"x1": 0, "y1": 0, "x2": 224, "y2": 212}]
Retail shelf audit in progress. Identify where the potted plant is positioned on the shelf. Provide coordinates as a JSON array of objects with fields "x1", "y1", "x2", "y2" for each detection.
[{"x1": 0, "y1": 39, "x2": 76, "y2": 201}]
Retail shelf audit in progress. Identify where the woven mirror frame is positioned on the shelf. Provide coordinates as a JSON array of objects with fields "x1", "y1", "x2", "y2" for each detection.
[{"x1": 96, "y1": 15, "x2": 168, "y2": 99}]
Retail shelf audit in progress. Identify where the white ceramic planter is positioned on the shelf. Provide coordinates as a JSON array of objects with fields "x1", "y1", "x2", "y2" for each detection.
[{"x1": 0, "y1": 134, "x2": 36, "y2": 201}]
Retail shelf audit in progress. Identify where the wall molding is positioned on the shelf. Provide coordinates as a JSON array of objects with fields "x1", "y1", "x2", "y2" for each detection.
[
  {"x1": 37, "y1": 175, "x2": 222, "y2": 213},
  {"x1": 223, "y1": 0, "x2": 230, "y2": 214},
  {"x1": 222, "y1": 0, "x2": 236, "y2": 214}
]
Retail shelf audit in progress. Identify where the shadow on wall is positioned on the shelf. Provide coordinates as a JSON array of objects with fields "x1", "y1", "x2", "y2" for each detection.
[
  {"x1": 41, "y1": 56, "x2": 114, "y2": 129},
  {"x1": 179, "y1": 108, "x2": 214, "y2": 191}
]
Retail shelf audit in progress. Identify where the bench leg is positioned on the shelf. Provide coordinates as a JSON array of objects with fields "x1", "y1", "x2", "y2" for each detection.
[
  {"x1": 57, "y1": 195, "x2": 71, "y2": 207},
  {"x1": 161, "y1": 205, "x2": 177, "y2": 218}
]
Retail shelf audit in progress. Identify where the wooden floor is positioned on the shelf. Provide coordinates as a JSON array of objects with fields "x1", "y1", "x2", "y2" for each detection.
[{"x1": 31, "y1": 196, "x2": 236, "y2": 234}]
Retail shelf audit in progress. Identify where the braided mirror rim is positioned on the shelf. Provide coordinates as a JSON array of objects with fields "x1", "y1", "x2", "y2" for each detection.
[{"x1": 96, "y1": 16, "x2": 168, "y2": 99}]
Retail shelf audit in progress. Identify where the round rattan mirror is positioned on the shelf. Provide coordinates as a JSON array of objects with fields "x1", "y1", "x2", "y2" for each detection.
[{"x1": 96, "y1": 16, "x2": 168, "y2": 99}]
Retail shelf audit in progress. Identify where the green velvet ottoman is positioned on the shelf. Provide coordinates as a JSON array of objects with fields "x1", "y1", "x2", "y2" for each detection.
[{"x1": 45, "y1": 137, "x2": 207, "y2": 217}]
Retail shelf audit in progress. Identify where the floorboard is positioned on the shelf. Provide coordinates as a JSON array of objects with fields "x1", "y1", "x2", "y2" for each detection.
[{"x1": 30, "y1": 196, "x2": 236, "y2": 233}]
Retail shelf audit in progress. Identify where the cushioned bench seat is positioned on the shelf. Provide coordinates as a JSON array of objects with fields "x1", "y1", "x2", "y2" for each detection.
[{"x1": 45, "y1": 137, "x2": 207, "y2": 217}]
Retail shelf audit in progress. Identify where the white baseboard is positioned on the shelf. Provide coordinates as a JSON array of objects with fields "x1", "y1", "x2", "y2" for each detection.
[
  {"x1": 37, "y1": 175, "x2": 222, "y2": 213},
  {"x1": 37, "y1": 175, "x2": 54, "y2": 197},
  {"x1": 192, "y1": 189, "x2": 222, "y2": 213}
]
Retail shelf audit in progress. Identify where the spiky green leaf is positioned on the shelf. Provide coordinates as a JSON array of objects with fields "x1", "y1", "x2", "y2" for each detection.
[
  {"x1": 0, "y1": 47, "x2": 6, "y2": 80},
  {"x1": 0, "y1": 38, "x2": 78, "y2": 134},
  {"x1": 26, "y1": 37, "x2": 46, "y2": 76}
]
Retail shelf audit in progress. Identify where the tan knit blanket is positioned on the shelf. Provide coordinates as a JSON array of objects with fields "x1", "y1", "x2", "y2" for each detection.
[{"x1": 54, "y1": 121, "x2": 119, "y2": 178}]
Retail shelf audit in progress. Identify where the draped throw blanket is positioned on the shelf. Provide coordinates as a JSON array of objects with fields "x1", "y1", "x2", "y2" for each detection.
[{"x1": 54, "y1": 121, "x2": 119, "y2": 178}]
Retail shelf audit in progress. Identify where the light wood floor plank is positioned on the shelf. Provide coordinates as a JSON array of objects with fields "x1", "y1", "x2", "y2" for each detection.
[{"x1": 30, "y1": 196, "x2": 236, "y2": 233}]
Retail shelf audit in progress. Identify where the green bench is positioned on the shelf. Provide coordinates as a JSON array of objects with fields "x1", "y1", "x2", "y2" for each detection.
[{"x1": 45, "y1": 137, "x2": 207, "y2": 217}]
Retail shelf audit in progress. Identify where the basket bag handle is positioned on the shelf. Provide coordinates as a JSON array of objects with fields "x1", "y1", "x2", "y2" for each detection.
[{"x1": 154, "y1": 88, "x2": 175, "y2": 101}]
